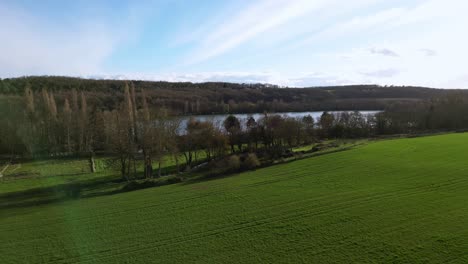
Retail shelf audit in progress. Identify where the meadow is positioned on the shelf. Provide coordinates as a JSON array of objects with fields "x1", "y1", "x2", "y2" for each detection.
[{"x1": 1, "y1": 133, "x2": 468, "y2": 263}]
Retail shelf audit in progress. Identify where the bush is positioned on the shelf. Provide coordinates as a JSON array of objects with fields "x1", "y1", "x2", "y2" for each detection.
[
  {"x1": 295, "y1": 152, "x2": 304, "y2": 159},
  {"x1": 225, "y1": 155, "x2": 241, "y2": 172},
  {"x1": 312, "y1": 144, "x2": 324, "y2": 152},
  {"x1": 166, "y1": 176, "x2": 183, "y2": 184},
  {"x1": 243, "y1": 153, "x2": 260, "y2": 170},
  {"x1": 120, "y1": 176, "x2": 185, "y2": 193},
  {"x1": 121, "y1": 181, "x2": 152, "y2": 192}
]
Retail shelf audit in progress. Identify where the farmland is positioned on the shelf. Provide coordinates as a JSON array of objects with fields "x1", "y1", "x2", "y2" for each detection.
[{"x1": 1, "y1": 133, "x2": 468, "y2": 263}]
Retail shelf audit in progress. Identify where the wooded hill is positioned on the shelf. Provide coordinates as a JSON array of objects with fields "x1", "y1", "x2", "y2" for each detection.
[{"x1": 1, "y1": 76, "x2": 467, "y2": 114}]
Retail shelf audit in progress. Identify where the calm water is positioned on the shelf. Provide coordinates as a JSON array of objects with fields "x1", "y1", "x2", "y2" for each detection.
[{"x1": 176, "y1": 111, "x2": 379, "y2": 132}]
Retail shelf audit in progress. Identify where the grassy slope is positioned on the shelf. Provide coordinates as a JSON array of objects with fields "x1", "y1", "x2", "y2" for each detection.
[
  {"x1": 1, "y1": 133, "x2": 468, "y2": 263},
  {"x1": 0, "y1": 153, "x2": 189, "y2": 194},
  {"x1": 0, "y1": 158, "x2": 106, "y2": 193}
]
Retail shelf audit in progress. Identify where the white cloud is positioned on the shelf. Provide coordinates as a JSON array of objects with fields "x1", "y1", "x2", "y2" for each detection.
[
  {"x1": 270, "y1": 0, "x2": 468, "y2": 88},
  {"x1": 369, "y1": 48, "x2": 399, "y2": 57},
  {"x1": 361, "y1": 68, "x2": 400, "y2": 78},
  {"x1": 3, "y1": 0, "x2": 468, "y2": 89},
  {"x1": 419, "y1": 49, "x2": 437, "y2": 57},
  {"x1": 0, "y1": 4, "x2": 136, "y2": 77},
  {"x1": 442, "y1": 74, "x2": 468, "y2": 89},
  {"x1": 89, "y1": 70, "x2": 352, "y2": 88}
]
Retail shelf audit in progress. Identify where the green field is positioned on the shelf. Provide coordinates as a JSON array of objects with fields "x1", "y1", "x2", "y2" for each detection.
[{"x1": 1, "y1": 133, "x2": 468, "y2": 263}]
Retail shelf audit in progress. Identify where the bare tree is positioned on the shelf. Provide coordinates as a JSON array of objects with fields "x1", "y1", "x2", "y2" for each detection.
[
  {"x1": 223, "y1": 115, "x2": 241, "y2": 153},
  {"x1": 62, "y1": 98, "x2": 72, "y2": 153},
  {"x1": 24, "y1": 83, "x2": 35, "y2": 113},
  {"x1": 79, "y1": 92, "x2": 88, "y2": 152},
  {"x1": 104, "y1": 109, "x2": 136, "y2": 181},
  {"x1": 140, "y1": 88, "x2": 154, "y2": 178}
]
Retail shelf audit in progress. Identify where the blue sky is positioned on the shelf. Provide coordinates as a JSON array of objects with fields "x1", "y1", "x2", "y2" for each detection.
[{"x1": 1, "y1": 0, "x2": 467, "y2": 88}]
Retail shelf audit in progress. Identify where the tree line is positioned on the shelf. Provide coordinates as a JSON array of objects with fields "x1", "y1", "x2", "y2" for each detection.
[
  {"x1": 3, "y1": 76, "x2": 466, "y2": 115},
  {"x1": 2, "y1": 82, "x2": 468, "y2": 180}
]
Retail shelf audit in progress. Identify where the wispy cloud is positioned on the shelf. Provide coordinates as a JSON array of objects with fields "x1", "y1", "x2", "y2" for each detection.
[
  {"x1": 3, "y1": 0, "x2": 468, "y2": 89},
  {"x1": 0, "y1": 3, "x2": 143, "y2": 77},
  {"x1": 287, "y1": 7, "x2": 406, "y2": 52},
  {"x1": 361, "y1": 68, "x2": 400, "y2": 78},
  {"x1": 90, "y1": 70, "x2": 351, "y2": 88},
  {"x1": 419, "y1": 48, "x2": 437, "y2": 57},
  {"x1": 369, "y1": 48, "x2": 399, "y2": 57},
  {"x1": 183, "y1": 0, "x2": 335, "y2": 65}
]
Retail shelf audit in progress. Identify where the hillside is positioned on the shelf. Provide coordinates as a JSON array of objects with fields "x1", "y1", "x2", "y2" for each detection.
[
  {"x1": 1, "y1": 133, "x2": 467, "y2": 263},
  {"x1": 2, "y1": 76, "x2": 467, "y2": 114}
]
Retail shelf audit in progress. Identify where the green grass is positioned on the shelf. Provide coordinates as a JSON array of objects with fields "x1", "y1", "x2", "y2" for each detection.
[
  {"x1": 0, "y1": 158, "x2": 105, "y2": 194},
  {"x1": 0, "y1": 151, "x2": 198, "y2": 195},
  {"x1": 1, "y1": 133, "x2": 468, "y2": 263},
  {"x1": 292, "y1": 139, "x2": 367, "y2": 153}
]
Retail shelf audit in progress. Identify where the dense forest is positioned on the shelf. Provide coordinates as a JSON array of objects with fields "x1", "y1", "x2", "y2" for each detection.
[{"x1": 2, "y1": 76, "x2": 467, "y2": 114}]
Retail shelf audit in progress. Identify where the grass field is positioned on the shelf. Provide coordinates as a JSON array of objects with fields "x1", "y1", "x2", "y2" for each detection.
[
  {"x1": 0, "y1": 152, "x2": 191, "y2": 195},
  {"x1": 1, "y1": 133, "x2": 468, "y2": 263}
]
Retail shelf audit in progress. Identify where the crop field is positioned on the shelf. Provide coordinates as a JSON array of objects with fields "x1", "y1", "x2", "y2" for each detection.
[{"x1": 1, "y1": 133, "x2": 468, "y2": 263}]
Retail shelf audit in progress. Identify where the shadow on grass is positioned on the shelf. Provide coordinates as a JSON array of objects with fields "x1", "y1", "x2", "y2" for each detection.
[
  {"x1": 1, "y1": 144, "x2": 362, "y2": 210},
  {"x1": 182, "y1": 144, "x2": 362, "y2": 186},
  {"x1": 0, "y1": 174, "x2": 124, "y2": 209},
  {"x1": 0, "y1": 173, "x2": 185, "y2": 210},
  {"x1": 5, "y1": 172, "x2": 89, "y2": 180}
]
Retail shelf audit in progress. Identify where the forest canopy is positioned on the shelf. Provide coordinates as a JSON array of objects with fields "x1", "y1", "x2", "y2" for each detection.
[{"x1": 2, "y1": 76, "x2": 466, "y2": 115}]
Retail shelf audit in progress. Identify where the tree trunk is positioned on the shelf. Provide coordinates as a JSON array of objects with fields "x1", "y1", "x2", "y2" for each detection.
[
  {"x1": 127, "y1": 157, "x2": 131, "y2": 180},
  {"x1": 158, "y1": 161, "x2": 161, "y2": 177},
  {"x1": 121, "y1": 156, "x2": 128, "y2": 181},
  {"x1": 175, "y1": 155, "x2": 180, "y2": 174},
  {"x1": 66, "y1": 127, "x2": 71, "y2": 153},
  {"x1": 145, "y1": 154, "x2": 153, "y2": 178},
  {"x1": 89, "y1": 153, "x2": 96, "y2": 173},
  {"x1": 183, "y1": 152, "x2": 192, "y2": 171},
  {"x1": 143, "y1": 153, "x2": 147, "y2": 178},
  {"x1": 148, "y1": 162, "x2": 153, "y2": 178}
]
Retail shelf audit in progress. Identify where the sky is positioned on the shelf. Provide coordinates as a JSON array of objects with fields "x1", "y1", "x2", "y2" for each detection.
[{"x1": 1, "y1": 0, "x2": 468, "y2": 88}]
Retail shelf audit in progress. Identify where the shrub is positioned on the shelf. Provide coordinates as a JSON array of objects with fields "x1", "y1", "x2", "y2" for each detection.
[
  {"x1": 225, "y1": 155, "x2": 241, "y2": 172},
  {"x1": 243, "y1": 153, "x2": 260, "y2": 170},
  {"x1": 122, "y1": 181, "x2": 148, "y2": 192},
  {"x1": 312, "y1": 144, "x2": 325, "y2": 152},
  {"x1": 166, "y1": 176, "x2": 183, "y2": 184},
  {"x1": 121, "y1": 180, "x2": 159, "y2": 192},
  {"x1": 295, "y1": 152, "x2": 304, "y2": 159}
]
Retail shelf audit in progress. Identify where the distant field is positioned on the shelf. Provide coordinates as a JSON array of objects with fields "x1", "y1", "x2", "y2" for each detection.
[{"x1": 1, "y1": 133, "x2": 468, "y2": 263}]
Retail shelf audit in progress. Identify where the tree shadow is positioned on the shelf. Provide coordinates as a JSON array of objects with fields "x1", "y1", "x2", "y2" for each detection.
[
  {"x1": 0, "y1": 175, "x2": 125, "y2": 210},
  {"x1": 0, "y1": 173, "x2": 184, "y2": 210},
  {"x1": 182, "y1": 145, "x2": 361, "y2": 186},
  {"x1": 1, "y1": 145, "x2": 360, "y2": 210}
]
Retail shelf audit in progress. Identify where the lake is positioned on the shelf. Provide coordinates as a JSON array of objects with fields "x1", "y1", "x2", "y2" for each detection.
[{"x1": 176, "y1": 111, "x2": 380, "y2": 132}]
